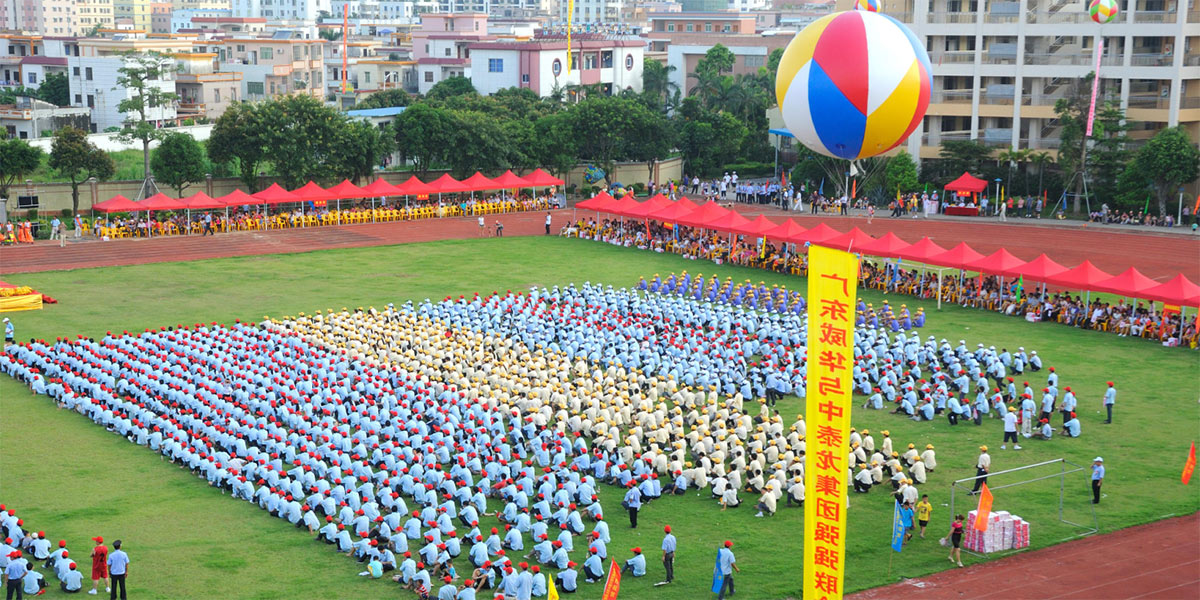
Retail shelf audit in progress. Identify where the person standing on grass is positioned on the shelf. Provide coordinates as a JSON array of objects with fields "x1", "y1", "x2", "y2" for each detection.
[
  {"x1": 971, "y1": 446, "x2": 990, "y2": 494},
  {"x1": 1102, "y1": 382, "x2": 1116, "y2": 424},
  {"x1": 622, "y1": 482, "x2": 641, "y2": 529},
  {"x1": 88, "y1": 538, "x2": 107, "y2": 596},
  {"x1": 1091, "y1": 457, "x2": 1105, "y2": 504},
  {"x1": 899, "y1": 501, "x2": 915, "y2": 543},
  {"x1": 715, "y1": 541, "x2": 738, "y2": 600},
  {"x1": 3, "y1": 318, "x2": 13, "y2": 349},
  {"x1": 1001, "y1": 406, "x2": 1021, "y2": 450},
  {"x1": 4, "y1": 550, "x2": 27, "y2": 600},
  {"x1": 656, "y1": 526, "x2": 675, "y2": 587},
  {"x1": 105, "y1": 540, "x2": 128, "y2": 600},
  {"x1": 916, "y1": 495, "x2": 933, "y2": 539},
  {"x1": 945, "y1": 514, "x2": 965, "y2": 567}
]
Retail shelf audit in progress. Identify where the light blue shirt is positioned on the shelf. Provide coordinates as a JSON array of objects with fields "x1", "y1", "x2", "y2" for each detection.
[
  {"x1": 1104, "y1": 388, "x2": 1116, "y2": 405},
  {"x1": 661, "y1": 533, "x2": 676, "y2": 553},
  {"x1": 62, "y1": 569, "x2": 83, "y2": 591},
  {"x1": 718, "y1": 547, "x2": 736, "y2": 575},
  {"x1": 107, "y1": 549, "x2": 129, "y2": 575},
  {"x1": 1092, "y1": 464, "x2": 1105, "y2": 480}
]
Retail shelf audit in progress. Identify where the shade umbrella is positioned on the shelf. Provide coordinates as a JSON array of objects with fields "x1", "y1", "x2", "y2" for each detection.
[
  {"x1": 703, "y1": 210, "x2": 751, "y2": 234},
  {"x1": 291, "y1": 182, "x2": 336, "y2": 228},
  {"x1": 327, "y1": 179, "x2": 367, "y2": 200},
  {"x1": 179, "y1": 192, "x2": 223, "y2": 234},
  {"x1": 359, "y1": 178, "x2": 404, "y2": 221},
  {"x1": 215, "y1": 189, "x2": 257, "y2": 229},
  {"x1": 647, "y1": 201, "x2": 696, "y2": 223},
  {"x1": 1043, "y1": 259, "x2": 1113, "y2": 300},
  {"x1": 623, "y1": 194, "x2": 673, "y2": 219},
  {"x1": 607, "y1": 195, "x2": 643, "y2": 219},
  {"x1": 818, "y1": 226, "x2": 875, "y2": 253},
  {"x1": 459, "y1": 172, "x2": 498, "y2": 193},
  {"x1": 395, "y1": 176, "x2": 436, "y2": 196},
  {"x1": 93, "y1": 195, "x2": 143, "y2": 213},
  {"x1": 137, "y1": 193, "x2": 185, "y2": 237},
  {"x1": 576, "y1": 191, "x2": 616, "y2": 212},
  {"x1": 855, "y1": 231, "x2": 911, "y2": 258},
  {"x1": 252, "y1": 183, "x2": 299, "y2": 204},
  {"x1": 763, "y1": 219, "x2": 808, "y2": 244},
  {"x1": 490, "y1": 170, "x2": 532, "y2": 189},
  {"x1": 895, "y1": 237, "x2": 948, "y2": 262},
  {"x1": 1010, "y1": 253, "x2": 1068, "y2": 283}
]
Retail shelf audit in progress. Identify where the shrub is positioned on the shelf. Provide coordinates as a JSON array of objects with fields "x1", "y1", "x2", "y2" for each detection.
[
  {"x1": 632, "y1": 182, "x2": 646, "y2": 195},
  {"x1": 61, "y1": 208, "x2": 73, "y2": 218}
]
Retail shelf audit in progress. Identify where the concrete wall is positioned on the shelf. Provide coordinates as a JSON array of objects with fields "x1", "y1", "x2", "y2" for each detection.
[
  {"x1": 24, "y1": 123, "x2": 214, "y2": 153},
  {"x1": 5, "y1": 156, "x2": 685, "y2": 214}
]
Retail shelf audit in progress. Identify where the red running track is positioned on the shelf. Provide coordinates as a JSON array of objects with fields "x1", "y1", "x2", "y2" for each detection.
[
  {"x1": 1, "y1": 207, "x2": 1197, "y2": 281},
  {"x1": 848, "y1": 512, "x2": 1200, "y2": 600}
]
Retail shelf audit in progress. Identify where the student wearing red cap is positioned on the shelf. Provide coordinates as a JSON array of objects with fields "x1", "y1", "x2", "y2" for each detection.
[
  {"x1": 657, "y1": 525, "x2": 676, "y2": 586},
  {"x1": 4, "y1": 550, "x2": 28, "y2": 600},
  {"x1": 621, "y1": 547, "x2": 645, "y2": 577},
  {"x1": 60, "y1": 562, "x2": 83, "y2": 593},
  {"x1": 1103, "y1": 382, "x2": 1116, "y2": 424},
  {"x1": 716, "y1": 540, "x2": 739, "y2": 600},
  {"x1": 88, "y1": 538, "x2": 107, "y2": 596}
]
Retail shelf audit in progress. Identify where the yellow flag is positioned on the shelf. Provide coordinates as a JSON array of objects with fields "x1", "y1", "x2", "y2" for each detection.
[
  {"x1": 804, "y1": 245, "x2": 859, "y2": 600},
  {"x1": 566, "y1": 0, "x2": 574, "y2": 75},
  {"x1": 548, "y1": 573, "x2": 560, "y2": 600}
]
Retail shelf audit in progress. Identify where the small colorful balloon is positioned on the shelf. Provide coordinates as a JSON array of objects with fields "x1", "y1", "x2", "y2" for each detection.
[
  {"x1": 855, "y1": 0, "x2": 881, "y2": 12},
  {"x1": 1088, "y1": 0, "x2": 1119, "y2": 24}
]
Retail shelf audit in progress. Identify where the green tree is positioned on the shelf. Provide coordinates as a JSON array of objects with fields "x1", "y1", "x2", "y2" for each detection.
[
  {"x1": 1052, "y1": 74, "x2": 1127, "y2": 211},
  {"x1": 531, "y1": 112, "x2": 578, "y2": 180},
  {"x1": 354, "y1": 88, "x2": 410, "y2": 110},
  {"x1": 0, "y1": 85, "x2": 38, "y2": 105},
  {"x1": 208, "y1": 101, "x2": 266, "y2": 192},
  {"x1": 256, "y1": 94, "x2": 348, "y2": 188},
  {"x1": 37, "y1": 72, "x2": 70, "y2": 107},
  {"x1": 0, "y1": 132, "x2": 44, "y2": 202},
  {"x1": 884, "y1": 150, "x2": 920, "y2": 194},
  {"x1": 694, "y1": 44, "x2": 735, "y2": 78},
  {"x1": 677, "y1": 98, "x2": 748, "y2": 177},
  {"x1": 393, "y1": 102, "x2": 456, "y2": 176},
  {"x1": 331, "y1": 120, "x2": 394, "y2": 183},
  {"x1": 318, "y1": 29, "x2": 342, "y2": 42},
  {"x1": 567, "y1": 96, "x2": 649, "y2": 184},
  {"x1": 426, "y1": 76, "x2": 477, "y2": 100},
  {"x1": 150, "y1": 132, "x2": 207, "y2": 196},
  {"x1": 443, "y1": 110, "x2": 513, "y2": 178},
  {"x1": 114, "y1": 52, "x2": 180, "y2": 184},
  {"x1": 623, "y1": 102, "x2": 675, "y2": 182},
  {"x1": 48, "y1": 126, "x2": 115, "y2": 214},
  {"x1": 935, "y1": 140, "x2": 994, "y2": 182},
  {"x1": 1126, "y1": 126, "x2": 1200, "y2": 215},
  {"x1": 641, "y1": 59, "x2": 679, "y2": 113}
]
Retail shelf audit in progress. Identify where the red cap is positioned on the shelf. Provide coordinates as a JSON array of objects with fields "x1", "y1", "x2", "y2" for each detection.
[
  {"x1": 664, "y1": 525, "x2": 671, "y2": 533},
  {"x1": 92, "y1": 537, "x2": 104, "y2": 543},
  {"x1": 724, "y1": 540, "x2": 733, "y2": 548}
]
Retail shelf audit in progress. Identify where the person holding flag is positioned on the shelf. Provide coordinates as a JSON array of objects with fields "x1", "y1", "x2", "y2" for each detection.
[{"x1": 712, "y1": 540, "x2": 738, "y2": 600}]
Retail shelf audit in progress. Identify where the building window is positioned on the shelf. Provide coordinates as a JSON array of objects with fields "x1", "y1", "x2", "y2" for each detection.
[
  {"x1": 214, "y1": 88, "x2": 221, "y2": 102},
  {"x1": 27, "y1": 72, "x2": 37, "y2": 84},
  {"x1": 667, "y1": 24, "x2": 674, "y2": 32},
  {"x1": 444, "y1": 48, "x2": 451, "y2": 57},
  {"x1": 686, "y1": 23, "x2": 693, "y2": 32},
  {"x1": 425, "y1": 44, "x2": 429, "y2": 54},
  {"x1": 237, "y1": 44, "x2": 245, "y2": 52},
  {"x1": 552, "y1": 58, "x2": 562, "y2": 76},
  {"x1": 85, "y1": 67, "x2": 93, "y2": 80},
  {"x1": 365, "y1": 71, "x2": 371, "y2": 83},
  {"x1": 86, "y1": 94, "x2": 94, "y2": 108},
  {"x1": 744, "y1": 55, "x2": 764, "y2": 67},
  {"x1": 722, "y1": 24, "x2": 731, "y2": 32},
  {"x1": 521, "y1": 74, "x2": 529, "y2": 83},
  {"x1": 705, "y1": 23, "x2": 712, "y2": 32},
  {"x1": 601, "y1": 51, "x2": 613, "y2": 68},
  {"x1": 488, "y1": 58, "x2": 503, "y2": 73},
  {"x1": 247, "y1": 81, "x2": 264, "y2": 96},
  {"x1": 73, "y1": 66, "x2": 80, "y2": 76},
  {"x1": 625, "y1": 54, "x2": 634, "y2": 70},
  {"x1": 74, "y1": 94, "x2": 82, "y2": 104},
  {"x1": 583, "y1": 53, "x2": 596, "y2": 70},
  {"x1": 261, "y1": 47, "x2": 272, "y2": 59},
  {"x1": 424, "y1": 71, "x2": 433, "y2": 82}
]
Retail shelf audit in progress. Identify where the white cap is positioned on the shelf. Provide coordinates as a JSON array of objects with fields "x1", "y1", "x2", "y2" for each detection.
[
  {"x1": 1, "y1": 317, "x2": 8, "y2": 322},
  {"x1": 1093, "y1": 457, "x2": 1103, "y2": 462}
]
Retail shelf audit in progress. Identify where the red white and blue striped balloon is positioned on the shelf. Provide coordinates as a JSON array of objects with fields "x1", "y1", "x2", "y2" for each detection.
[
  {"x1": 775, "y1": 11, "x2": 932, "y2": 160},
  {"x1": 855, "y1": 0, "x2": 881, "y2": 12}
]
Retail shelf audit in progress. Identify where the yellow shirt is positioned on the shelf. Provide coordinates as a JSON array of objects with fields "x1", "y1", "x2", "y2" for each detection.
[{"x1": 916, "y1": 501, "x2": 932, "y2": 521}]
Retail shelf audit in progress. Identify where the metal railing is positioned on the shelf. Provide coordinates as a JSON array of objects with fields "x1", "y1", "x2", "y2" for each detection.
[
  {"x1": 1126, "y1": 94, "x2": 1170, "y2": 109},
  {"x1": 1179, "y1": 97, "x2": 1200, "y2": 109},
  {"x1": 1189, "y1": 10, "x2": 1200, "y2": 23},
  {"x1": 929, "y1": 51, "x2": 976, "y2": 64},
  {"x1": 927, "y1": 11, "x2": 979, "y2": 23},
  {"x1": 1185, "y1": 55, "x2": 1200, "y2": 66},
  {"x1": 933, "y1": 90, "x2": 974, "y2": 103},
  {"x1": 1130, "y1": 53, "x2": 1173, "y2": 67},
  {"x1": 1024, "y1": 52, "x2": 1092, "y2": 66},
  {"x1": 1133, "y1": 10, "x2": 1176, "y2": 23},
  {"x1": 1026, "y1": 11, "x2": 1090, "y2": 24}
]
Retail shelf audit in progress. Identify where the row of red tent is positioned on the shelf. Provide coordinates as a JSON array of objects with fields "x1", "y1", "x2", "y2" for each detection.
[
  {"x1": 91, "y1": 169, "x2": 566, "y2": 213},
  {"x1": 575, "y1": 191, "x2": 1200, "y2": 307}
]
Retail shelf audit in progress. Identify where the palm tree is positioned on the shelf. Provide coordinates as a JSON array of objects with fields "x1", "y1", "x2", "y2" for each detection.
[
  {"x1": 1028, "y1": 151, "x2": 1052, "y2": 195},
  {"x1": 643, "y1": 62, "x2": 679, "y2": 110},
  {"x1": 687, "y1": 70, "x2": 724, "y2": 107}
]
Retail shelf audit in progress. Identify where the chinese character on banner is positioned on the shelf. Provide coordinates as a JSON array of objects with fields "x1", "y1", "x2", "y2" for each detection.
[{"x1": 804, "y1": 245, "x2": 859, "y2": 600}]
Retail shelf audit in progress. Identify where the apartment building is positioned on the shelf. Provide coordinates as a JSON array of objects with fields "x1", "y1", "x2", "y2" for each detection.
[
  {"x1": 411, "y1": 13, "x2": 492, "y2": 94},
  {"x1": 67, "y1": 37, "x2": 188, "y2": 131},
  {"x1": 77, "y1": 0, "x2": 117, "y2": 35},
  {"x1": 469, "y1": 34, "x2": 645, "y2": 96},
  {"x1": 850, "y1": 0, "x2": 1199, "y2": 158},
  {"x1": 1, "y1": 34, "x2": 79, "y2": 88},
  {"x1": 0, "y1": 0, "x2": 77, "y2": 36},
  {"x1": 646, "y1": 12, "x2": 791, "y2": 95},
  {"x1": 560, "y1": 0, "x2": 626, "y2": 25},
  {"x1": 174, "y1": 50, "x2": 242, "y2": 121},
  {"x1": 216, "y1": 37, "x2": 326, "y2": 100}
]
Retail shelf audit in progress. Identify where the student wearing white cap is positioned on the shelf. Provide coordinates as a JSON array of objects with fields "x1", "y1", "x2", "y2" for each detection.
[{"x1": 1091, "y1": 458, "x2": 1105, "y2": 504}]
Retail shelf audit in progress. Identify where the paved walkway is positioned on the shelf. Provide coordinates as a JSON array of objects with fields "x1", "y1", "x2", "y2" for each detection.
[{"x1": 848, "y1": 512, "x2": 1200, "y2": 600}]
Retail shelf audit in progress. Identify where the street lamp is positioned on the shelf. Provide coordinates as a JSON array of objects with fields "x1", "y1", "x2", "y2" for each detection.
[{"x1": 993, "y1": 178, "x2": 1002, "y2": 212}]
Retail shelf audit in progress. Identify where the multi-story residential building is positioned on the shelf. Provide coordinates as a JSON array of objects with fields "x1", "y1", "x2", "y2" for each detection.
[
  {"x1": 150, "y1": 2, "x2": 173, "y2": 33},
  {"x1": 854, "y1": 0, "x2": 1199, "y2": 159},
  {"x1": 469, "y1": 33, "x2": 644, "y2": 96},
  {"x1": 431, "y1": 0, "x2": 494, "y2": 14},
  {"x1": 621, "y1": 1, "x2": 681, "y2": 31},
  {"x1": 170, "y1": 9, "x2": 236, "y2": 32},
  {"x1": 67, "y1": 36, "x2": 188, "y2": 131},
  {"x1": 77, "y1": 0, "x2": 117, "y2": 35},
  {"x1": 561, "y1": 0, "x2": 625, "y2": 25},
  {"x1": 185, "y1": 14, "x2": 264, "y2": 34},
  {"x1": 1, "y1": 34, "x2": 79, "y2": 88},
  {"x1": 232, "y1": 0, "x2": 331, "y2": 21},
  {"x1": 646, "y1": 12, "x2": 789, "y2": 95},
  {"x1": 172, "y1": 0, "x2": 234, "y2": 9},
  {"x1": 1, "y1": 96, "x2": 91, "y2": 139},
  {"x1": 324, "y1": 38, "x2": 385, "y2": 94},
  {"x1": 115, "y1": 0, "x2": 154, "y2": 31},
  {"x1": 354, "y1": 55, "x2": 417, "y2": 93},
  {"x1": 1, "y1": 0, "x2": 78, "y2": 36},
  {"x1": 411, "y1": 13, "x2": 491, "y2": 94},
  {"x1": 216, "y1": 36, "x2": 326, "y2": 100},
  {"x1": 174, "y1": 50, "x2": 242, "y2": 121}
]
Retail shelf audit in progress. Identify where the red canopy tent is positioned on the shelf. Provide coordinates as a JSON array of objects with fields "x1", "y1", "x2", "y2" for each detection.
[
  {"x1": 216, "y1": 189, "x2": 257, "y2": 206},
  {"x1": 1010, "y1": 253, "x2": 1068, "y2": 283},
  {"x1": 360, "y1": 178, "x2": 404, "y2": 197},
  {"x1": 926, "y1": 241, "x2": 985, "y2": 269},
  {"x1": 703, "y1": 210, "x2": 751, "y2": 233},
  {"x1": 1093, "y1": 267, "x2": 1161, "y2": 297},
  {"x1": 855, "y1": 231, "x2": 911, "y2": 258},
  {"x1": 671, "y1": 197, "x2": 699, "y2": 212},
  {"x1": 624, "y1": 194, "x2": 673, "y2": 219},
  {"x1": 944, "y1": 172, "x2": 988, "y2": 194},
  {"x1": 490, "y1": 170, "x2": 531, "y2": 189},
  {"x1": 179, "y1": 192, "x2": 224, "y2": 210},
  {"x1": 522, "y1": 168, "x2": 564, "y2": 187},
  {"x1": 93, "y1": 195, "x2": 144, "y2": 213},
  {"x1": 575, "y1": 191, "x2": 616, "y2": 212},
  {"x1": 895, "y1": 237, "x2": 948, "y2": 262},
  {"x1": 427, "y1": 174, "x2": 469, "y2": 195},
  {"x1": 327, "y1": 179, "x2": 367, "y2": 200},
  {"x1": 251, "y1": 183, "x2": 299, "y2": 205},
  {"x1": 1141, "y1": 274, "x2": 1200, "y2": 307},
  {"x1": 395, "y1": 176, "x2": 437, "y2": 196},
  {"x1": 291, "y1": 181, "x2": 337, "y2": 203},
  {"x1": 797, "y1": 223, "x2": 844, "y2": 245},
  {"x1": 607, "y1": 195, "x2": 643, "y2": 218},
  {"x1": 139, "y1": 193, "x2": 185, "y2": 211},
  {"x1": 731, "y1": 214, "x2": 779, "y2": 237},
  {"x1": 647, "y1": 201, "x2": 696, "y2": 223},
  {"x1": 964, "y1": 248, "x2": 1027, "y2": 277},
  {"x1": 818, "y1": 226, "x2": 875, "y2": 253},
  {"x1": 459, "y1": 172, "x2": 498, "y2": 192},
  {"x1": 1043, "y1": 260, "x2": 1113, "y2": 290},
  {"x1": 675, "y1": 202, "x2": 730, "y2": 229},
  {"x1": 763, "y1": 219, "x2": 808, "y2": 244}
]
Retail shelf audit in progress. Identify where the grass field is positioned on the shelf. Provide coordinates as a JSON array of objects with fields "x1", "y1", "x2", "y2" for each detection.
[{"x1": 2, "y1": 236, "x2": 1197, "y2": 599}]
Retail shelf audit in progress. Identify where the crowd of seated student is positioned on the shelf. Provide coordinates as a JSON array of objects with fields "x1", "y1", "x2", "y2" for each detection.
[{"x1": 565, "y1": 218, "x2": 1197, "y2": 349}]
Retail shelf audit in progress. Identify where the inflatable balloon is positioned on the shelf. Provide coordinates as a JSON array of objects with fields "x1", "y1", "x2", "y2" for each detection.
[
  {"x1": 854, "y1": 0, "x2": 881, "y2": 12},
  {"x1": 583, "y1": 165, "x2": 605, "y2": 184},
  {"x1": 1088, "y1": 0, "x2": 1118, "y2": 24},
  {"x1": 775, "y1": 11, "x2": 932, "y2": 160}
]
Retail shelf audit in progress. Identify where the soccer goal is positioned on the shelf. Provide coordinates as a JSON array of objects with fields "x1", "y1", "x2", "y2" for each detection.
[{"x1": 947, "y1": 458, "x2": 1099, "y2": 558}]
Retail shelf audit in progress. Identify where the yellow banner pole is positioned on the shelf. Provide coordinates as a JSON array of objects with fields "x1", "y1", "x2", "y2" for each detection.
[
  {"x1": 566, "y1": 0, "x2": 574, "y2": 75},
  {"x1": 804, "y1": 244, "x2": 859, "y2": 600}
]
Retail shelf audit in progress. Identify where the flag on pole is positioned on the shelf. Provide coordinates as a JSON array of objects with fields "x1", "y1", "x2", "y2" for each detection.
[
  {"x1": 1183, "y1": 442, "x2": 1196, "y2": 485},
  {"x1": 890, "y1": 500, "x2": 905, "y2": 552},
  {"x1": 896, "y1": 186, "x2": 901, "y2": 205},
  {"x1": 1015, "y1": 275, "x2": 1024, "y2": 298},
  {"x1": 1086, "y1": 36, "x2": 1104, "y2": 137},
  {"x1": 601, "y1": 559, "x2": 621, "y2": 600},
  {"x1": 819, "y1": 178, "x2": 825, "y2": 196},
  {"x1": 973, "y1": 482, "x2": 994, "y2": 531},
  {"x1": 566, "y1": 0, "x2": 574, "y2": 74},
  {"x1": 548, "y1": 571, "x2": 561, "y2": 600},
  {"x1": 711, "y1": 550, "x2": 725, "y2": 593},
  {"x1": 1144, "y1": 194, "x2": 1151, "y2": 214},
  {"x1": 1000, "y1": 185, "x2": 1005, "y2": 205}
]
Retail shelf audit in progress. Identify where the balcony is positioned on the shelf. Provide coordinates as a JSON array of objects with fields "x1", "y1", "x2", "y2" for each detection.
[
  {"x1": 933, "y1": 90, "x2": 974, "y2": 103},
  {"x1": 1189, "y1": 10, "x2": 1200, "y2": 23},
  {"x1": 1185, "y1": 55, "x2": 1200, "y2": 66},
  {"x1": 1025, "y1": 11, "x2": 1089, "y2": 24},
  {"x1": 929, "y1": 51, "x2": 976, "y2": 64},
  {"x1": 1024, "y1": 53, "x2": 1092, "y2": 66},
  {"x1": 927, "y1": 12, "x2": 978, "y2": 24},
  {"x1": 1130, "y1": 53, "x2": 1173, "y2": 67},
  {"x1": 1133, "y1": 10, "x2": 1175, "y2": 23},
  {"x1": 1180, "y1": 97, "x2": 1200, "y2": 109},
  {"x1": 1126, "y1": 94, "x2": 1170, "y2": 109}
]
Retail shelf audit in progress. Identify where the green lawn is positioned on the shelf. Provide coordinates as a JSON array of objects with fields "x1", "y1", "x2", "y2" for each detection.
[{"x1": 1, "y1": 237, "x2": 1197, "y2": 599}]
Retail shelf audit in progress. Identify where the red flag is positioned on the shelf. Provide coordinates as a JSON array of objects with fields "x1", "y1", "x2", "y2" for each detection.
[
  {"x1": 973, "y1": 482, "x2": 994, "y2": 531},
  {"x1": 1183, "y1": 442, "x2": 1196, "y2": 485},
  {"x1": 600, "y1": 559, "x2": 622, "y2": 600}
]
